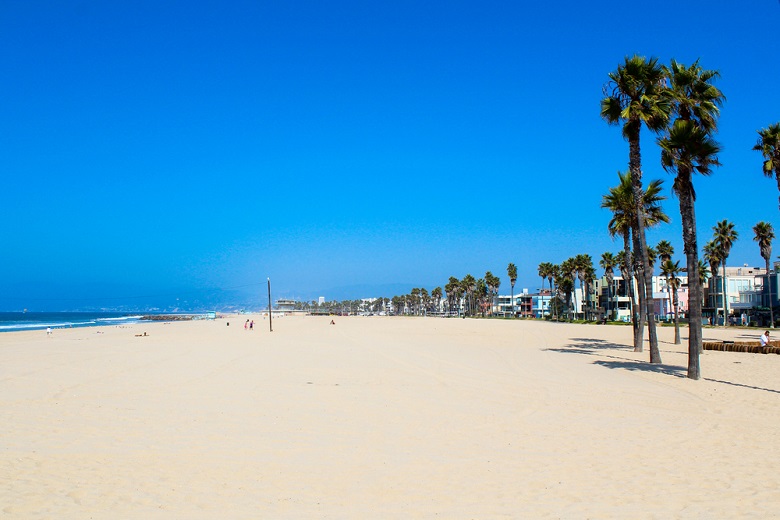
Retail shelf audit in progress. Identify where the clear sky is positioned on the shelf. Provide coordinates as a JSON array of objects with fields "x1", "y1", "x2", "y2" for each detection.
[{"x1": 2, "y1": 0, "x2": 779, "y2": 310}]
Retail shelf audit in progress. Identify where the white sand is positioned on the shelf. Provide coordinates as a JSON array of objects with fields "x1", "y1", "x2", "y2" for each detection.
[{"x1": 2, "y1": 316, "x2": 779, "y2": 518}]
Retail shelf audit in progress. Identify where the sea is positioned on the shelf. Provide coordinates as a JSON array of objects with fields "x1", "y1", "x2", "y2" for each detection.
[{"x1": 0, "y1": 312, "x2": 144, "y2": 333}]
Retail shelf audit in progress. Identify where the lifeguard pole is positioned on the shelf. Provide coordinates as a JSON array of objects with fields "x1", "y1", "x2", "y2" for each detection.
[{"x1": 267, "y1": 277, "x2": 273, "y2": 332}]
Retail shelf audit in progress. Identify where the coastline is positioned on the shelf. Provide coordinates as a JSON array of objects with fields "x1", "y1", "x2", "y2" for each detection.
[{"x1": 2, "y1": 316, "x2": 779, "y2": 517}]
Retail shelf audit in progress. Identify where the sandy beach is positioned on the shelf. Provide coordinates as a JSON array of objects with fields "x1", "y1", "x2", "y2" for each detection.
[{"x1": 2, "y1": 316, "x2": 779, "y2": 518}]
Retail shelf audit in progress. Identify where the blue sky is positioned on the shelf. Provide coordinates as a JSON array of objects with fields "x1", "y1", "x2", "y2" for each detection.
[{"x1": 1, "y1": 1, "x2": 779, "y2": 310}]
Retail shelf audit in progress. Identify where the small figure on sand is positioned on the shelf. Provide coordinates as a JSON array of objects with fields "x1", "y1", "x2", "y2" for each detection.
[
  {"x1": 330, "y1": 320, "x2": 335, "y2": 325},
  {"x1": 760, "y1": 330, "x2": 771, "y2": 346},
  {"x1": 46, "y1": 327, "x2": 52, "y2": 336},
  {"x1": 245, "y1": 319, "x2": 249, "y2": 330},
  {"x1": 249, "y1": 320, "x2": 254, "y2": 331}
]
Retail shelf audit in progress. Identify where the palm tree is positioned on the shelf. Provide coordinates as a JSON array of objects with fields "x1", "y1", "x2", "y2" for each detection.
[
  {"x1": 431, "y1": 287, "x2": 443, "y2": 314},
  {"x1": 410, "y1": 288, "x2": 421, "y2": 315},
  {"x1": 656, "y1": 240, "x2": 674, "y2": 320},
  {"x1": 484, "y1": 271, "x2": 500, "y2": 316},
  {"x1": 461, "y1": 274, "x2": 476, "y2": 317},
  {"x1": 546, "y1": 264, "x2": 556, "y2": 319},
  {"x1": 507, "y1": 263, "x2": 518, "y2": 317},
  {"x1": 660, "y1": 259, "x2": 682, "y2": 344},
  {"x1": 664, "y1": 59, "x2": 724, "y2": 132},
  {"x1": 615, "y1": 251, "x2": 631, "y2": 321},
  {"x1": 660, "y1": 58, "x2": 724, "y2": 379},
  {"x1": 600, "y1": 252, "x2": 617, "y2": 321},
  {"x1": 753, "y1": 221, "x2": 775, "y2": 328},
  {"x1": 656, "y1": 240, "x2": 674, "y2": 264},
  {"x1": 475, "y1": 278, "x2": 489, "y2": 316},
  {"x1": 560, "y1": 258, "x2": 578, "y2": 321},
  {"x1": 420, "y1": 288, "x2": 430, "y2": 315},
  {"x1": 698, "y1": 260, "x2": 710, "y2": 289},
  {"x1": 561, "y1": 258, "x2": 578, "y2": 320},
  {"x1": 753, "y1": 122, "x2": 780, "y2": 211},
  {"x1": 603, "y1": 174, "x2": 639, "y2": 345},
  {"x1": 537, "y1": 262, "x2": 548, "y2": 314},
  {"x1": 713, "y1": 220, "x2": 738, "y2": 326},
  {"x1": 646, "y1": 245, "x2": 658, "y2": 271},
  {"x1": 602, "y1": 171, "x2": 669, "y2": 352},
  {"x1": 703, "y1": 239, "x2": 722, "y2": 326},
  {"x1": 445, "y1": 277, "x2": 462, "y2": 316},
  {"x1": 602, "y1": 55, "x2": 670, "y2": 364},
  {"x1": 575, "y1": 254, "x2": 594, "y2": 320},
  {"x1": 697, "y1": 259, "x2": 711, "y2": 308},
  {"x1": 583, "y1": 264, "x2": 597, "y2": 321}
]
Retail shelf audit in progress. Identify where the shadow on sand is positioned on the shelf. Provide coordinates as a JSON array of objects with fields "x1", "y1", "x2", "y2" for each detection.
[{"x1": 546, "y1": 338, "x2": 780, "y2": 393}]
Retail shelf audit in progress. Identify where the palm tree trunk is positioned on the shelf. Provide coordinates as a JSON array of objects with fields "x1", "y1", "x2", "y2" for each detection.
[
  {"x1": 722, "y1": 261, "x2": 728, "y2": 327},
  {"x1": 511, "y1": 283, "x2": 514, "y2": 318},
  {"x1": 766, "y1": 258, "x2": 775, "y2": 328},
  {"x1": 678, "y1": 171, "x2": 701, "y2": 379},
  {"x1": 623, "y1": 233, "x2": 641, "y2": 351},
  {"x1": 633, "y1": 232, "x2": 647, "y2": 352},
  {"x1": 672, "y1": 287, "x2": 681, "y2": 344},
  {"x1": 629, "y1": 128, "x2": 661, "y2": 363}
]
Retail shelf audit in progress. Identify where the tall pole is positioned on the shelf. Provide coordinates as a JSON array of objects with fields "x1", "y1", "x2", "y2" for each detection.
[{"x1": 267, "y1": 277, "x2": 273, "y2": 332}]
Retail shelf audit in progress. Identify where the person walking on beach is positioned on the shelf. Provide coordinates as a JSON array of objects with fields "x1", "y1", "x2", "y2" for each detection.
[
  {"x1": 46, "y1": 327, "x2": 52, "y2": 336},
  {"x1": 245, "y1": 319, "x2": 249, "y2": 330},
  {"x1": 249, "y1": 320, "x2": 254, "y2": 331},
  {"x1": 760, "y1": 330, "x2": 771, "y2": 346}
]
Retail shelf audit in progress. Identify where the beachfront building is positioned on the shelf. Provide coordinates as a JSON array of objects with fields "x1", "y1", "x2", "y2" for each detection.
[
  {"x1": 275, "y1": 299, "x2": 298, "y2": 311},
  {"x1": 532, "y1": 292, "x2": 552, "y2": 318},
  {"x1": 595, "y1": 277, "x2": 632, "y2": 322},
  {"x1": 595, "y1": 275, "x2": 689, "y2": 322},
  {"x1": 652, "y1": 275, "x2": 690, "y2": 321},
  {"x1": 494, "y1": 289, "x2": 552, "y2": 318},
  {"x1": 706, "y1": 265, "x2": 766, "y2": 325}
]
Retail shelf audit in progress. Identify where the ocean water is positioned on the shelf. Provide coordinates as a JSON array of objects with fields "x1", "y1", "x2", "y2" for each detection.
[{"x1": 0, "y1": 312, "x2": 143, "y2": 332}]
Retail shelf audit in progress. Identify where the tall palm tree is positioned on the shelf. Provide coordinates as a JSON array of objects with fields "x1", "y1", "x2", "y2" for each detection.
[
  {"x1": 664, "y1": 59, "x2": 724, "y2": 132},
  {"x1": 461, "y1": 274, "x2": 476, "y2": 317},
  {"x1": 431, "y1": 287, "x2": 443, "y2": 314},
  {"x1": 615, "y1": 251, "x2": 631, "y2": 320},
  {"x1": 602, "y1": 55, "x2": 670, "y2": 364},
  {"x1": 575, "y1": 254, "x2": 594, "y2": 320},
  {"x1": 507, "y1": 263, "x2": 518, "y2": 317},
  {"x1": 557, "y1": 260, "x2": 576, "y2": 322},
  {"x1": 753, "y1": 221, "x2": 775, "y2": 328},
  {"x1": 703, "y1": 239, "x2": 721, "y2": 322},
  {"x1": 583, "y1": 264, "x2": 597, "y2": 321},
  {"x1": 753, "y1": 122, "x2": 780, "y2": 212},
  {"x1": 445, "y1": 276, "x2": 462, "y2": 316},
  {"x1": 698, "y1": 260, "x2": 710, "y2": 289},
  {"x1": 602, "y1": 171, "x2": 669, "y2": 352},
  {"x1": 537, "y1": 262, "x2": 549, "y2": 315},
  {"x1": 656, "y1": 240, "x2": 674, "y2": 320},
  {"x1": 603, "y1": 174, "x2": 639, "y2": 345},
  {"x1": 646, "y1": 245, "x2": 658, "y2": 271},
  {"x1": 713, "y1": 220, "x2": 738, "y2": 326},
  {"x1": 600, "y1": 252, "x2": 617, "y2": 320},
  {"x1": 660, "y1": 259, "x2": 682, "y2": 344},
  {"x1": 484, "y1": 271, "x2": 500, "y2": 316},
  {"x1": 656, "y1": 240, "x2": 674, "y2": 264},
  {"x1": 562, "y1": 257, "x2": 579, "y2": 320},
  {"x1": 420, "y1": 288, "x2": 430, "y2": 315},
  {"x1": 660, "y1": 58, "x2": 724, "y2": 379},
  {"x1": 546, "y1": 263, "x2": 557, "y2": 319},
  {"x1": 410, "y1": 287, "x2": 421, "y2": 316}
]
